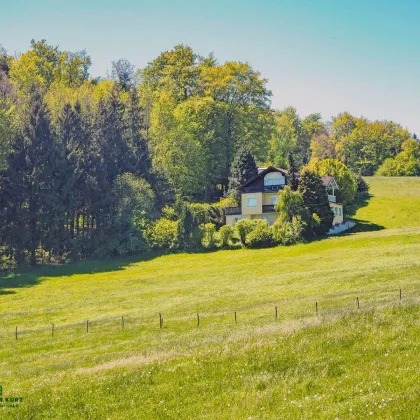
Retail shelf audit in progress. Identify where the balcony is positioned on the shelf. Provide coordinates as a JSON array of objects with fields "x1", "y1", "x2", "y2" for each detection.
[
  {"x1": 262, "y1": 205, "x2": 276, "y2": 213},
  {"x1": 328, "y1": 194, "x2": 336, "y2": 203},
  {"x1": 224, "y1": 206, "x2": 241, "y2": 215},
  {"x1": 242, "y1": 185, "x2": 284, "y2": 194}
]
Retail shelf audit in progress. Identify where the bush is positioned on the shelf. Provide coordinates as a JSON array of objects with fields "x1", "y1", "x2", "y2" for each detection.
[
  {"x1": 177, "y1": 205, "x2": 202, "y2": 249},
  {"x1": 245, "y1": 220, "x2": 275, "y2": 248},
  {"x1": 218, "y1": 225, "x2": 235, "y2": 247},
  {"x1": 145, "y1": 218, "x2": 179, "y2": 250},
  {"x1": 161, "y1": 205, "x2": 178, "y2": 221},
  {"x1": 235, "y1": 219, "x2": 257, "y2": 245},
  {"x1": 273, "y1": 216, "x2": 305, "y2": 245},
  {"x1": 189, "y1": 203, "x2": 211, "y2": 224},
  {"x1": 201, "y1": 223, "x2": 217, "y2": 248},
  {"x1": 92, "y1": 227, "x2": 150, "y2": 258}
]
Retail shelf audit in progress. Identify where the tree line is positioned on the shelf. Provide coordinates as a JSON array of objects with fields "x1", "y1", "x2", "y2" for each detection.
[{"x1": 0, "y1": 40, "x2": 417, "y2": 267}]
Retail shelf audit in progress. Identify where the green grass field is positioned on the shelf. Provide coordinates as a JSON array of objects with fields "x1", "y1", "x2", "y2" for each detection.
[{"x1": 1, "y1": 177, "x2": 420, "y2": 419}]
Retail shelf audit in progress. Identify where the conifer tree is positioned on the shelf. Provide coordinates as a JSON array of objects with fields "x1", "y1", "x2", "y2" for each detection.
[
  {"x1": 288, "y1": 152, "x2": 299, "y2": 191},
  {"x1": 177, "y1": 204, "x2": 201, "y2": 249},
  {"x1": 4, "y1": 91, "x2": 57, "y2": 265},
  {"x1": 298, "y1": 169, "x2": 333, "y2": 235},
  {"x1": 228, "y1": 146, "x2": 258, "y2": 201}
]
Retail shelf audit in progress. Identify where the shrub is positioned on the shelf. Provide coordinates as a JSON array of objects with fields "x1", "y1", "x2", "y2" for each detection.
[
  {"x1": 218, "y1": 225, "x2": 235, "y2": 247},
  {"x1": 145, "y1": 218, "x2": 179, "y2": 250},
  {"x1": 201, "y1": 223, "x2": 217, "y2": 248},
  {"x1": 245, "y1": 220, "x2": 275, "y2": 248},
  {"x1": 273, "y1": 216, "x2": 305, "y2": 245},
  {"x1": 214, "y1": 196, "x2": 238, "y2": 209},
  {"x1": 189, "y1": 203, "x2": 211, "y2": 224},
  {"x1": 161, "y1": 205, "x2": 178, "y2": 221},
  {"x1": 235, "y1": 219, "x2": 256, "y2": 245},
  {"x1": 177, "y1": 205, "x2": 202, "y2": 249}
]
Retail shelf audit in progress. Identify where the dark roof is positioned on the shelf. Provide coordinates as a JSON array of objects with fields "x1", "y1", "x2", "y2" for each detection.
[{"x1": 240, "y1": 166, "x2": 289, "y2": 188}]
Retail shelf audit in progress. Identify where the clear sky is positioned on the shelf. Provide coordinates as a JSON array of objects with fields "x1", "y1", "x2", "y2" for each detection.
[{"x1": 2, "y1": 0, "x2": 420, "y2": 133}]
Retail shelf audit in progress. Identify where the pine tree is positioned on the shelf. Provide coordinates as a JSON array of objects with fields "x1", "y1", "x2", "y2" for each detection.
[
  {"x1": 298, "y1": 169, "x2": 333, "y2": 235},
  {"x1": 228, "y1": 146, "x2": 258, "y2": 202},
  {"x1": 4, "y1": 91, "x2": 57, "y2": 265},
  {"x1": 288, "y1": 152, "x2": 299, "y2": 191},
  {"x1": 52, "y1": 102, "x2": 86, "y2": 257}
]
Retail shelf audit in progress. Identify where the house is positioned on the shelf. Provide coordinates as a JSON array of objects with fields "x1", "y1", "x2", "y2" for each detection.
[{"x1": 224, "y1": 166, "x2": 344, "y2": 226}]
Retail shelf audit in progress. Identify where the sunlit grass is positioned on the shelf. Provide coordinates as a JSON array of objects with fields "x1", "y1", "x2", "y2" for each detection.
[{"x1": 1, "y1": 177, "x2": 420, "y2": 419}]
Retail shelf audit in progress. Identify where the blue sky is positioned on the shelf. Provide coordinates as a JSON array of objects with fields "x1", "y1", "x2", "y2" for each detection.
[{"x1": 2, "y1": 0, "x2": 420, "y2": 133}]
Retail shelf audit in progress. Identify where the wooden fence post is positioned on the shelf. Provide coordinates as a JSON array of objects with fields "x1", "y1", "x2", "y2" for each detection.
[
  {"x1": 15, "y1": 326, "x2": 17, "y2": 340},
  {"x1": 356, "y1": 297, "x2": 360, "y2": 309},
  {"x1": 86, "y1": 320, "x2": 89, "y2": 333},
  {"x1": 159, "y1": 313, "x2": 163, "y2": 329},
  {"x1": 316, "y1": 301, "x2": 318, "y2": 315},
  {"x1": 197, "y1": 313, "x2": 200, "y2": 328},
  {"x1": 400, "y1": 288, "x2": 402, "y2": 303},
  {"x1": 275, "y1": 306, "x2": 278, "y2": 320},
  {"x1": 121, "y1": 316, "x2": 124, "y2": 329},
  {"x1": 234, "y1": 311, "x2": 237, "y2": 324}
]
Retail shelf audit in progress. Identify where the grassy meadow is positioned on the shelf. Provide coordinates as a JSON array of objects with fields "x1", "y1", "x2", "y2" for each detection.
[{"x1": 1, "y1": 177, "x2": 420, "y2": 419}]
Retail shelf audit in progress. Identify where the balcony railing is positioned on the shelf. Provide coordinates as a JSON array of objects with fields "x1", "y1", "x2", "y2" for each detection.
[
  {"x1": 262, "y1": 205, "x2": 276, "y2": 213},
  {"x1": 242, "y1": 185, "x2": 284, "y2": 193},
  {"x1": 328, "y1": 194, "x2": 336, "y2": 203},
  {"x1": 224, "y1": 206, "x2": 241, "y2": 215}
]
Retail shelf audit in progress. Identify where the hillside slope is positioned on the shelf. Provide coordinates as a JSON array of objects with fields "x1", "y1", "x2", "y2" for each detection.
[{"x1": 1, "y1": 177, "x2": 420, "y2": 419}]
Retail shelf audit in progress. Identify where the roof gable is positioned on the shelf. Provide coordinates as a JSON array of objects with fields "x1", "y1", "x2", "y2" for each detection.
[
  {"x1": 321, "y1": 176, "x2": 339, "y2": 189},
  {"x1": 240, "y1": 166, "x2": 288, "y2": 188}
]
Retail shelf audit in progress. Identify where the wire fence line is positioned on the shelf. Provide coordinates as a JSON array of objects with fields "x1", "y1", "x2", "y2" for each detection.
[{"x1": 2, "y1": 288, "x2": 420, "y2": 341}]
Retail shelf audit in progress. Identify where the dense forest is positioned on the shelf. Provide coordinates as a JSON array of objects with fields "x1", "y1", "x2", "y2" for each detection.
[{"x1": 0, "y1": 40, "x2": 418, "y2": 267}]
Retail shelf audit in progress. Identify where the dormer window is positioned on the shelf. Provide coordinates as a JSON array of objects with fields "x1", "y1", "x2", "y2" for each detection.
[
  {"x1": 271, "y1": 196, "x2": 279, "y2": 205},
  {"x1": 264, "y1": 172, "x2": 285, "y2": 186}
]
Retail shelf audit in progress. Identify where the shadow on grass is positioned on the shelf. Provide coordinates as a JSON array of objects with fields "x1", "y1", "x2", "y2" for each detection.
[
  {"x1": 0, "y1": 251, "x2": 168, "y2": 295},
  {"x1": 344, "y1": 192, "x2": 372, "y2": 217}
]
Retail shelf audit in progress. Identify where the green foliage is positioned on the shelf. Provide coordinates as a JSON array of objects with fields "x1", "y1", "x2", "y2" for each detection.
[
  {"x1": 161, "y1": 205, "x2": 178, "y2": 221},
  {"x1": 245, "y1": 219, "x2": 275, "y2": 248},
  {"x1": 145, "y1": 218, "x2": 179, "y2": 250},
  {"x1": 288, "y1": 152, "x2": 299, "y2": 191},
  {"x1": 273, "y1": 215, "x2": 305, "y2": 245},
  {"x1": 218, "y1": 224, "x2": 235, "y2": 247},
  {"x1": 268, "y1": 107, "x2": 326, "y2": 168},
  {"x1": 333, "y1": 116, "x2": 411, "y2": 175},
  {"x1": 376, "y1": 139, "x2": 420, "y2": 176},
  {"x1": 354, "y1": 174, "x2": 370, "y2": 193},
  {"x1": 188, "y1": 202, "x2": 211, "y2": 224},
  {"x1": 228, "y1": 146, "x2": 258, "y2": 201},
  {"x1": 275, "y1": 186, "x2": 309, "y2": 223},
  {"x1": 177, "y1": 204, "x2": 202, "y2": 249},
  {"x1": 201, "y1": 223, "x2": 217, "y2": 248},
  {"x1": 309, "y1": 158, "x2": 357, "y2": 205},
  {"x1": 235, "y1": 219, "x2": 256, "y2": 246},
  {"x1": 298, "y1": 170, "x2": 333, "y2": 235},
  {"x1": 113, "y1": 173, "x2": 155, "y2": 219}
]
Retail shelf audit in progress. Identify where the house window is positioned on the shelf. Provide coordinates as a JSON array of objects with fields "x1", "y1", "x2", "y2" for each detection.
[
  {"x1": 271, "y1": 196, "x2": 279, "y2": 205},
  {"x1": 247, "y1": 196, "x2": 257, "y2": 207}
]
